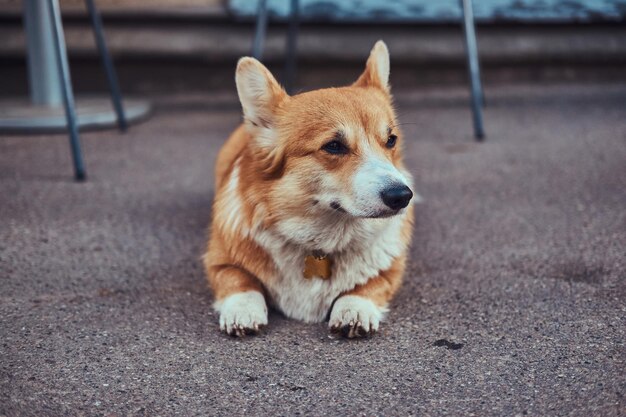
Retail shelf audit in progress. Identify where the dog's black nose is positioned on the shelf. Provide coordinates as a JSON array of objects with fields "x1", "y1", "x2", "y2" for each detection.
[{"x1": 380, "y1": 184, "x2": 413, "y2": 210}]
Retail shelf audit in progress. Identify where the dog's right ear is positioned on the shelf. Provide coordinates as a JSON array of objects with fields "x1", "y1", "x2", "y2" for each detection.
[
  {"x1": 235, "y1": 57, "x2": 287, "y2": 147},
  {"x1": 353, "y1": 40, "x2": 390, "y2": 93}
]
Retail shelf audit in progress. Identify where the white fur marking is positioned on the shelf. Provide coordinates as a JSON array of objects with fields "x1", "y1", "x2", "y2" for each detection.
[
  {"x1": 375, "y1": 51, "x2": 389, "y2": 88},
  {"x1": 215, "y1": 159, "x2": 253, "y2": 236},
  {"x1": 329, "y1": 295, "x2": 385, "y2": 334},
  {"x1": 223, "y1": 163, "x2": 242, "y2": 229},
  {"x1": 217, "y1": 291, "x2": 268, "y2": 334}
]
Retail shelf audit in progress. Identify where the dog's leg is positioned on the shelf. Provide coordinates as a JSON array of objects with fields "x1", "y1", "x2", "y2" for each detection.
[
  {"x1": 329, "y1": 256, "x2": 405, "y2": 338},
  {"x1": 211, "y1": 266, "x2": 268, "y2": 337}
]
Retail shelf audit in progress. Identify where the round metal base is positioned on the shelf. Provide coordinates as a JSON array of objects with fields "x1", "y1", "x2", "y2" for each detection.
[{"x1": 0, "y1": 96, "x2": 151, "y2": 133}]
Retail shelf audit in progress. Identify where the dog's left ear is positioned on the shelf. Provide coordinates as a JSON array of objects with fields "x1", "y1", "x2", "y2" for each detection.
[
  {"x1": 235, "y1": 57, "x2": 288, "y2": 140},
  {"x1": 353, "y1": 40, "x2": 390, "y2": 93}
]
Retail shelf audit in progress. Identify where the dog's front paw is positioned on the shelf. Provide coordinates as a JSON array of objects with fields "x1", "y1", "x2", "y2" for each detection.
[
  {"x1": 329, "y1": 295, "x2": 384, "y2": 338},
  {"x1": 217, "y1": 291, "x2": 268, "y2": 337}
]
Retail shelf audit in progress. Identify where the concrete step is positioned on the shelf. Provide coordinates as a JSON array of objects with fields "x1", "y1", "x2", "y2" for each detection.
[
  {"x1": 1, "y1": 11, "x2": 625, "y2": 93},
  {"x1": 2, "y1": 13, "x2": 625, "y2": 64}
]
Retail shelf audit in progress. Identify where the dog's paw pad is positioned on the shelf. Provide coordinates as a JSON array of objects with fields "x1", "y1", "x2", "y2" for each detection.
[
  {"x1": 217, "y1": 291, "x2": 268, "y2": 337},
  {"x1": 329, "y1": 295, "x2": 383, "y2": 338}
]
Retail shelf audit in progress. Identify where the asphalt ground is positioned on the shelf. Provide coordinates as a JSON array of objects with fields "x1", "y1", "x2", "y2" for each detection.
[{"x1": 1, "y1": 83, "x2": 625, "y2": 416}]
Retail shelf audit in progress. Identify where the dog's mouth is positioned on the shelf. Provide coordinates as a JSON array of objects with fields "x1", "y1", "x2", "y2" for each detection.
[
  {"x1": 329, "y1": 200, "x2": 401, "y2": 219},
  {"x1": 364, "y1": 209, "x2": 402, "y2": 219}
]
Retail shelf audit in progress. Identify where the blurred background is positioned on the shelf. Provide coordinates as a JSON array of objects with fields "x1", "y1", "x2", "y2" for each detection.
[
  {"x1": 1, "y1": 2, "x2": 626, "y2": 415},
  {"x1": 1, "y1": 0, "x2": 625, "y2": 96}
]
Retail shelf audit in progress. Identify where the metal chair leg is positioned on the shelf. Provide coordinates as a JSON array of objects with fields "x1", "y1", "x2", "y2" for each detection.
[
  {"x1": 48, "y1": 0, "x2": 86, "y2": 181},
  {"x1": 460, "y1": 0, "x2": 485, "y2": 141},
  {"x1": 284, "y1": 0, "x2": 299, "y2": 94},
  {"x1": 84, "y1": 0, "x2": 127, "y2": 132},
  {"x1": 252, "y1": 0, "x2": 268, "y2": 60}
]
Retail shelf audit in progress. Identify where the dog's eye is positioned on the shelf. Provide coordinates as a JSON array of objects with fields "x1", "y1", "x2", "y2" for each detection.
[
  {"x1": 322, "y1": 140, "x2": 348, "y2": 155},
  {"x1": 386, "y1": 134, "x2": 398, "y2": 149}
]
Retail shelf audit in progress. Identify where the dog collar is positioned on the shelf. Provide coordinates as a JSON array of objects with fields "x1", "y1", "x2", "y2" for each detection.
[{"x1": 303, "y1": 251, "x2": 332, "y2": 280}]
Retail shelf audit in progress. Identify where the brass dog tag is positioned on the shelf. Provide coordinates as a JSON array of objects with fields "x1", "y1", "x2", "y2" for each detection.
[{"x1": 303, "y1": 255, "x2": 332, "y2": 280}]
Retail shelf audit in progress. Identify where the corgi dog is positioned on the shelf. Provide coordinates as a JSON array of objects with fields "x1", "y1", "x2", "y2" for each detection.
[{"x1": 204, "y1": 40, "x2": 416, "y2": 338}]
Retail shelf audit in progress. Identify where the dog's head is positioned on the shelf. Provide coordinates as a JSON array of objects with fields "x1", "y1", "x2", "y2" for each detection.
[{"x1": 236, "y1": 40, "x2": 416, "y2": 220}]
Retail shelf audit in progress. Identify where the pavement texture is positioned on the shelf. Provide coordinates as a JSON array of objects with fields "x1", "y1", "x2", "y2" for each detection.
[{"x1": 1, "y1": 83, "x2": 625, "y2": 416}]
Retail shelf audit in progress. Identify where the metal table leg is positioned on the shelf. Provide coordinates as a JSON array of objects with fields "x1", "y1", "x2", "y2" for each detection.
[
  {"x1": 3, "y1": 1, "x2": 149, "y2": 135},
  {"x1": 460, "y1": 0, "x2": 485, "y2": 141},
  {"x1": 284, "y1": 0, "x2": 299, "y2": 94},
  {"x1": 48, "y1": 0, "x2": 86, "y2": 181},
  {"x1": 23, "y1": 0, "x2": 62, "y2": 106},
  {"x1": 84, "y1": 0, "x2": 127, "y2": 132},
  {"x1": 252, "y1": 0, "x2": 268, "y2": 60}
]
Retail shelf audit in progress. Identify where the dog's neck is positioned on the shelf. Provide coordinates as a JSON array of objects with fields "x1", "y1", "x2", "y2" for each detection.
[{"x1": 266, "y1": 210, "x2": 393, "y2": 256}]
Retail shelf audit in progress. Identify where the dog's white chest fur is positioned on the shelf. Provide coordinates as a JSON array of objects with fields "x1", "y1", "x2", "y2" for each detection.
[{"x1": 253, "y1": 212, "x2": 407, "y2": 322}]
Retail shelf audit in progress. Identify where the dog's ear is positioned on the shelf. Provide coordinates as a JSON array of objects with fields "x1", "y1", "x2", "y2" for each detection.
[
  {"x1": 353, "y1": 40, "x2": 390, "y2": 93},
  {"x1": 236, "y1": 57, "x2": 287, "y2": 141}
]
